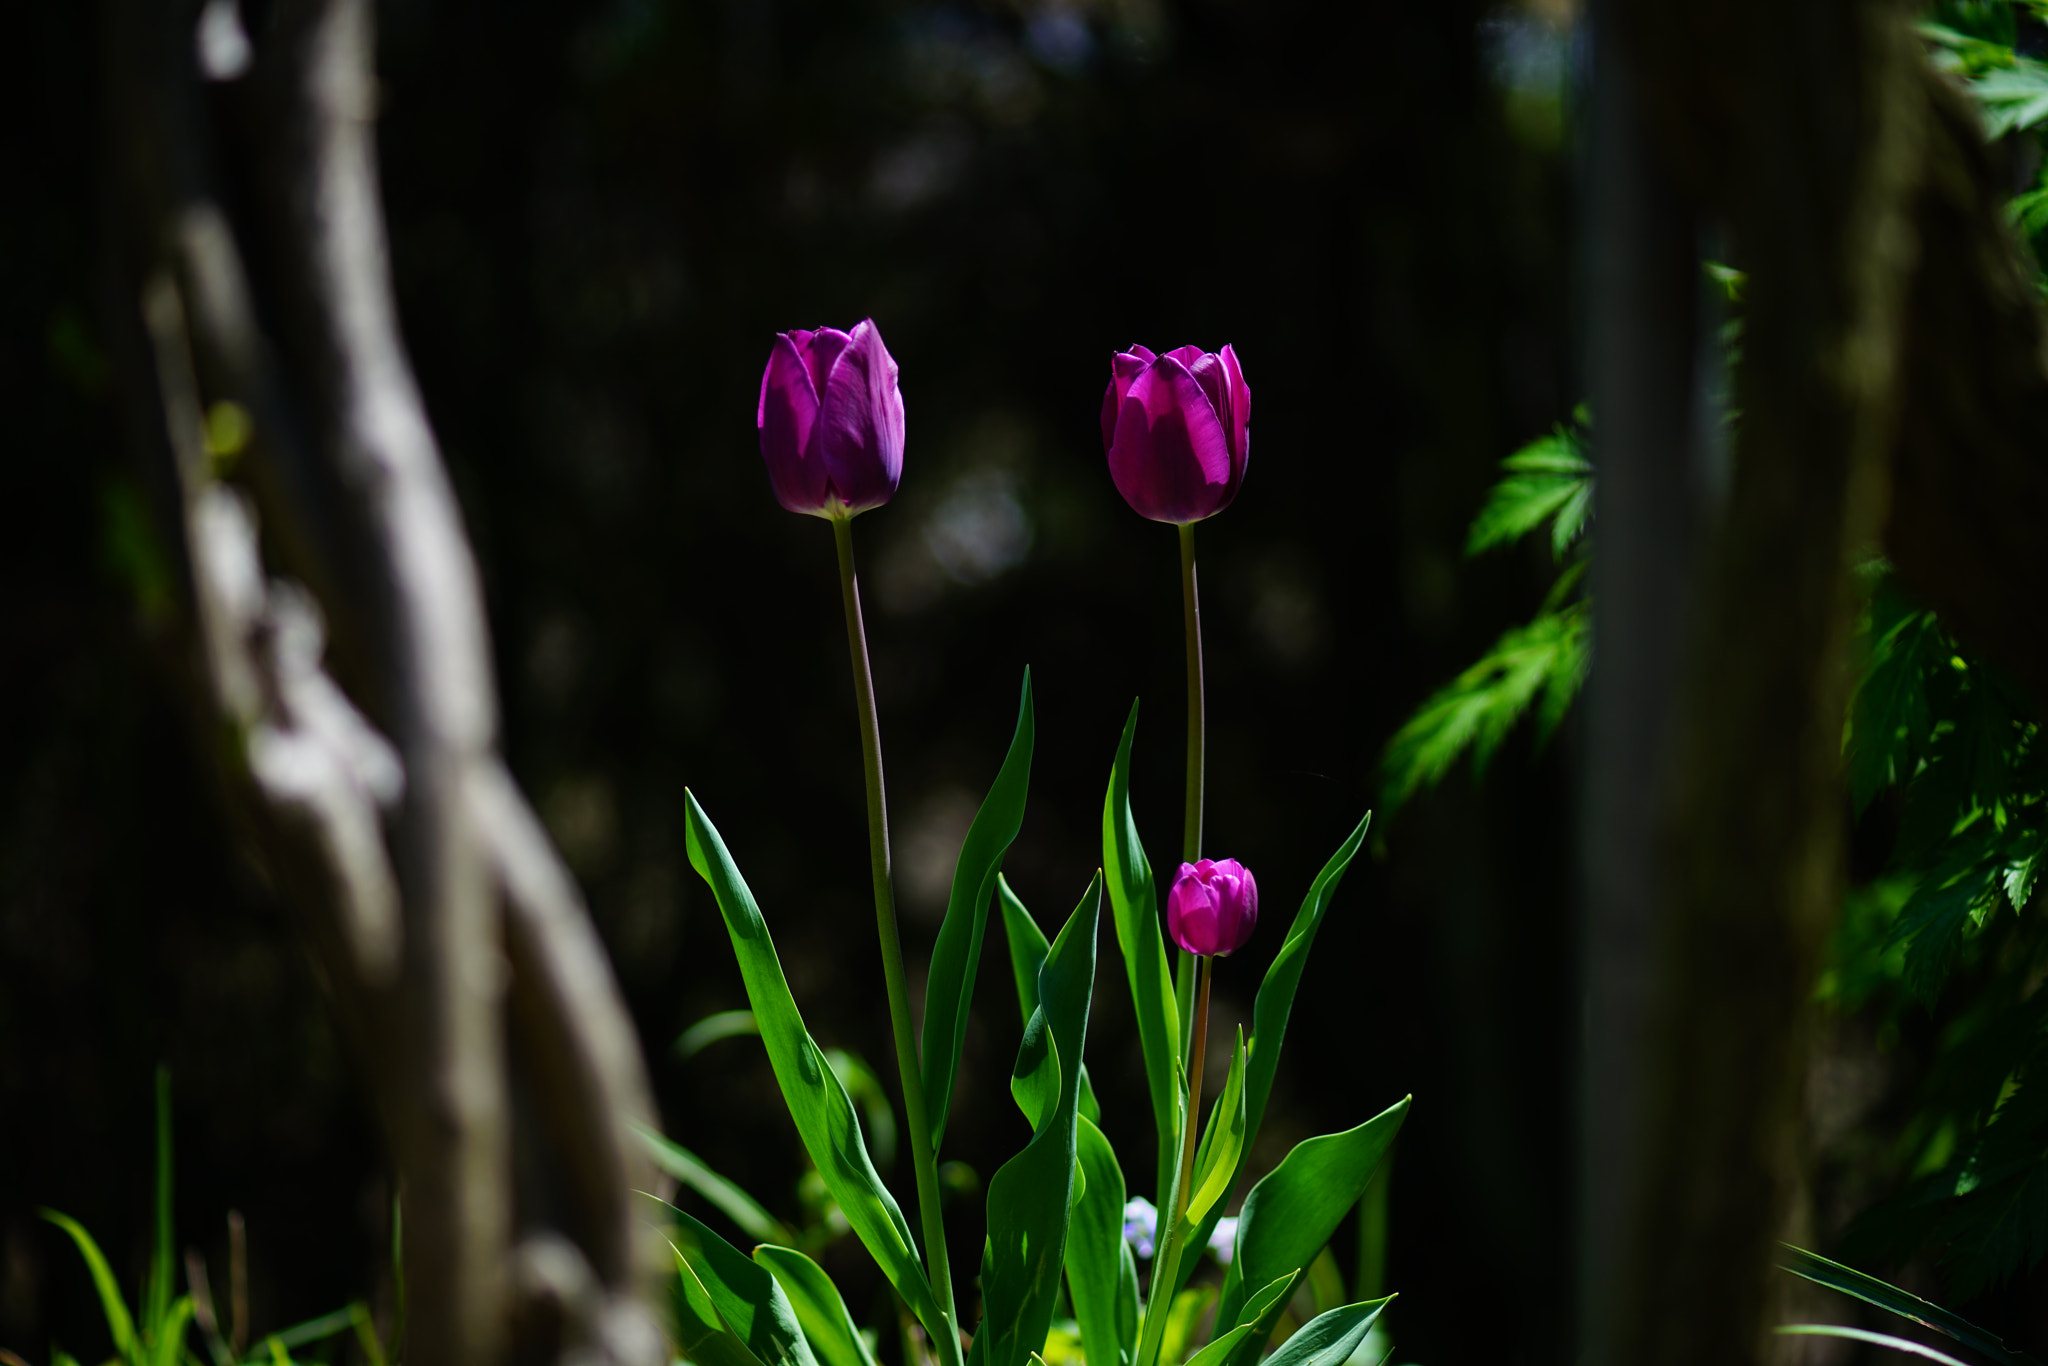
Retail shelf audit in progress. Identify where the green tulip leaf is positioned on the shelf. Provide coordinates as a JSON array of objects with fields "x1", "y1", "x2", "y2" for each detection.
[
  {"x1": 1215, "y1": 1098, "x2": 1409, "y2": 1330},
  {"x1": 754, "y1": 1245, "x2": 882, "y2": 1366},
  {"x1": 1065, "y1": 1116, "x2": 1137, "y2": 1366},
  {"x1": 1182, "y1": 1272, "x2": 1300, "y2": 1366},
  {"x1": 668, "y1": 1206, "x2": 819, "y2": 1366},
  {"x1": 1159, "y1": 1285, "x2": 1216, "y2": 1366},
  {"x1": 1170, "y1": 812, "x2": 1376, "y2": 1304},
  {"x1": 1102, "y1": 702, "x2": 1183, "y2": 1207},
  {"x1": 639, "y1": 1126, "x2": 795, "y2": 1246},
  {"x1": 923, "y1": 671, "x2": 1035, "y2": 1151},
  {"x1": 1244, "y1": 811, "x2": 1373, "y2": 1150},
  {"x1": 1186, "y1": 1029, "x2": 1249, "y2": 1227},
  {"x1": 976, "y1": 873, "x2": 1101, "y2": 1366},
  {"x1": 998, "y1": 877, "x2": 1101, "y2": 1125},
  {"x1": 683, "y1": 791, "x2": 944, "y2": 1343},
  {"x1": 671, "y1": 1242, "x2": 773, "y2": 1366},
  {"x1": 1262, "y1": 1299, "x2": 1394, "y2": 1366},
  {"x1": 151, "y1": 1298, "x2": 196, "y2": 1366}
]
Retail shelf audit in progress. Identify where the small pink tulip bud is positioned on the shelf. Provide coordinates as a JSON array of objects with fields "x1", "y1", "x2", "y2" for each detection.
[
  {"x1": 757, "y1": 319, "x2": 905, "y2": 519},
  {"x1": 1101, "y1": 344, "x2": 1251, "y2": 525},
  {"x1": 1165, "y1": 858, "x2": 1259, "y2": 958}
]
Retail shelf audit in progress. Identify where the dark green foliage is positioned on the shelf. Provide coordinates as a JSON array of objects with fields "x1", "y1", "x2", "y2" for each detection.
[{"x1": 1380, "y1": 412, "x2": 1591, "y2": 813}]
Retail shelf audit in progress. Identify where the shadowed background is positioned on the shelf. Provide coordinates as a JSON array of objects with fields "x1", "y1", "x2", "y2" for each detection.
[{"x1": 2, "y1": 1, "x2": 1575, "y2": 1362}]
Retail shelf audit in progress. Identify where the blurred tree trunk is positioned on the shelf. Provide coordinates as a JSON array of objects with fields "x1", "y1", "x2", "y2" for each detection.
[
  {"x1": 101, "y1": 2, "x2": 665, "y2": 1363},
  {"x1": 1582, "y1": 0, "x2": 2048, "y2": 1362}
]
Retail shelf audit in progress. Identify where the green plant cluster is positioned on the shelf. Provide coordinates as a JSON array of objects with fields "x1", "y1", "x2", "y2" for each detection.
[{"x1": 657, "y1": 681, "x2": 1404, "y2": 1366}]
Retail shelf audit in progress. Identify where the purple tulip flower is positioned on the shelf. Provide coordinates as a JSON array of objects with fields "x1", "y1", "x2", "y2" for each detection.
[
  {"x1": 1165, "y1": 858, "x2": 1259, "y2": 958},
  {"x1": 757, "y1": 319, "x2": 906, "y2": 519},
  {"x1": 1101, "y1": 344, "x2": 1251, "y2": 525}
]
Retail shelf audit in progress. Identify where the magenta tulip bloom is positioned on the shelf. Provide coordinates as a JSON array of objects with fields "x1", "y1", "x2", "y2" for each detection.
[
  {"x1": 1165, "y1": 858, "x2": 1259, "y2": 958},
  {"x1": 1101, "y1": 344, "x2": 1251, "y2": 525},
  {"x1": 757, "y1": 319, "x2": 906, "y2": 519}
]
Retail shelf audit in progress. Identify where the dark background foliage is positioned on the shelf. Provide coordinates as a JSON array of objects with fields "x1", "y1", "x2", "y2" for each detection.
[{"x1": 1, "y1": 1, "x2": 1576, "y2": 1361}]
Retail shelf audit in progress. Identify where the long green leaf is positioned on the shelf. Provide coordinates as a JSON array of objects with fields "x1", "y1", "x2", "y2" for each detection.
[
  {"x1": 1244, "y1": 814, "x2": 1372, "y2": 1157},
  {"x1": 40, "y1": 1208, "x2": 138, "y2": 1362},
  {"x1": 924, "y1": 671, "x2": 1036, "y2": 1151},
  {"x1": 1173, "y1": 814, "x2": 1374, "y2": 1302},
  {"x1": 1186, "y1": 1030, "x2": 1247, "y2": 1227},
  {"x1": 668, "y1": 1206, "x2": 819, "y2": 1366},
  {"x1": 998, "y1": 877, "x2": 1100, "y2": 1126},
  {"x1": 1215, "y1": 1099, "x2": 1409, "y2": 1329},
  {"x1": 152, "y1": 1066, "x2": 173, "y2": 1340},
  {"x1": 640, "y1": 1127, "x2": 794, "y2": 1246},
  {"x1": 1182, "y1": 1273, "x2": 1300, "y2": 1366},
  {"x1": 671, "y1": 1244, "x2": 773, "y2": 1366},
  {"x1": 1776, "y1": 1325, "x2": 1970, "y2": 1366},
  {"x1": 1778, "y1": 1244, "x2": 2040, "y2": 1365},
  {"x1": 1065, "y1": 1117, "x2": 1136, "y2": 1366},
  {"x1": 151, "y1": 1298, "x2": 194, "y2": 1366},
  {"x1": 754, "y1": 1246, "x2": 881, "y2": 1366},
  {"x1": 1261, "y1": 1299, "x2": 1394, "y2": 1366},
  {"x1": 677, "y1": 1010, "x2": 762, "y2": 1059},
  {"x1": 683, "y1": 791, "x2": 943, "y2": 1342},
  {"x1": 1102, "y1": 703, "x2": 1182, "y2": 1210},
  {"x1": 975, "y1": 874, "x2": 1101, "y2": 1366}
]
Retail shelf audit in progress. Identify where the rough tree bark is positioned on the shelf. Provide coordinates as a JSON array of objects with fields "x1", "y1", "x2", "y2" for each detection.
[
  {"x1": 1583, "y1": 0, "x2": 2048, "y2": 1363},
  {"x1": 102, "y1": 2, "x2": 666, "y2": 1363}
]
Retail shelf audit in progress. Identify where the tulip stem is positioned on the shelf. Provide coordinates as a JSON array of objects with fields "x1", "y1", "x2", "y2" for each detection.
[
  {"x1": 1179, "y1": 523, "x2": 1205, "y2": 866},
  {"x1": 1136, "y1": 952, "x2": 1212, "y2": 1366},
  {"x1": 832, "y1": 517, "x2": 961, "y2": 1366}
]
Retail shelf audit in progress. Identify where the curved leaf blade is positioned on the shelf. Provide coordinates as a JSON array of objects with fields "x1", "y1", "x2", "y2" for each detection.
[
  {"x1": 1102, "y1": 703, "x2": 1182, "y2": 1207},
  {"x1": 671, "y1": 1243, "x2": 773, "y2": 1366},
  {"x1": 668, "y1": 1206, "x2": 819, "y2": 1366},
  {"x1": 755, "y1": 1246, "x2": 881, "y2": 1366},
  {"x1": 639, "y1": 1126, "x2": 795, "y2": 1247},
  {"x1": 1776, "y1": 1325, "x2": 1972, "y2": 1366},
  {"x1": 1182, "y1": 1272, "x2": 1300, "y2": 1366},
  {"x1": 1261, "y1": 1299, "x2": 1394, "y2": 1366},
  {"x1": 1187, "y1": 1030, "x2": 1248, "y2": 1227},
  {"x1": 1778, "y1": 1244, "x2": 2039, "y2": 1365},
  {"x1": 683, "y1": 791, "x2": 943, "y2": 1340},
  {"x1": 1065, "y1": 1117, "x2": 1135, "y2": 1366},
  {"x1": 1216, "y1": 1099, "x2": 1409, "y2": 1330},
  {"x1": 40, "y1": 1208, "x2": 138, "y2": 1362},
  {"x1": 924, "y1": 671, "x2": 1036, "y2": 1151},
  {"x1": 978, "y1": 874, "x2": 1101, "y2": 1366}
]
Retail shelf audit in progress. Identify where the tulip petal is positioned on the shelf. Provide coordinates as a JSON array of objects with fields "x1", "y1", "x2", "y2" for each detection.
[
  {"x1": 1219, "y1": 344, "x2": 1251, "y2": 468},
  {"x1": 758, "y1": 332, "x2": 830, "y2": 515},
  {"x1": 798, "y1": 327, "x2": 854, "y2": 396},
  {"x1": 1109, "y1": 354, "x2": 1234, "y2": 524},
  {"x1": 1101, "y1": 347, "x2": 1157, "y2": 453},
  {"x1": 819, "y1": 319, "x2": 906, "y2": 514}
]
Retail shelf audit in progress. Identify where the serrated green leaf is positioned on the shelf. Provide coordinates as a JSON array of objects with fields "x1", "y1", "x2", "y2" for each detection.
[
  {"x1": 754, "y1": 1246, "x2": 881, "y2": 1366},
  {"x1": 924, "y1": 671, "x2": 1035, "y2": 1151},
  {"x1": 976, "y1": 874, "x2": 1100, "y2": 1366},
  {"x1": 639, "y1": 1126, "x2": 795, "y2": 1246},
  {"x1": 1215, "y1": 1100, "x2": 1409, "y2": 1330},
  {"x1": 682, "y1": 791, "x2": 944, "y2": 1345},
  {"x1": 1102, "y1": 703, "x2": 1182, "y2": 1212},
  {"x1": 1379, "y1": 603, "x2": 1590, "y2": 813},
  {"x1": 1464, "y1": 432, "x2": 1592, "y2": 559}
]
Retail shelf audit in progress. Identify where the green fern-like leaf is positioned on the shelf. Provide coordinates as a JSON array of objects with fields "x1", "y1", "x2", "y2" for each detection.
[
  {"x1": 1463, "y1": 424, "x2": 1593, "y2": 560},
  {"x1": 1379, "y1": 602, "x2": 1589, "y2": 812}
]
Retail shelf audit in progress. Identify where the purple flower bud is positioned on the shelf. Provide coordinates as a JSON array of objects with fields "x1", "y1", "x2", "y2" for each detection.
[
  {"x1": 757, "y1": 319, "x2": 906, "y2": 519},
  {"x1": 1101, "y1": 344, "x2": 1251, "y2": 525},
  {"x1": 1165, "y1": 858, "x2": 1259, "y2": 958}
]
